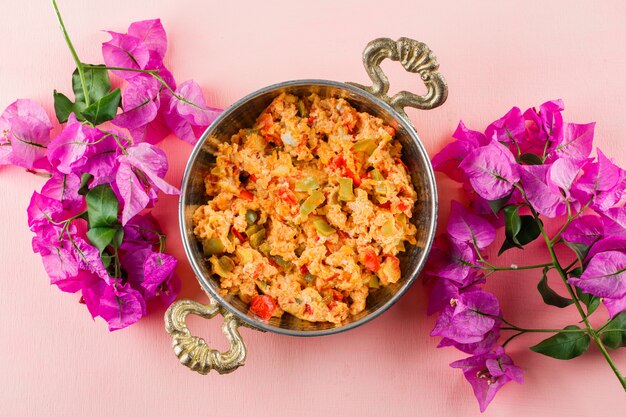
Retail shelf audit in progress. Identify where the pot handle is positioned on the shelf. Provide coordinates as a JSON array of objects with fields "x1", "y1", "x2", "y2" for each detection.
[
  {"x1": 349, "y1": 37, "x2": 448, "y2": 120},
  {"x1": 164, "y1": 296, "x2": 250, "y2": 375}
]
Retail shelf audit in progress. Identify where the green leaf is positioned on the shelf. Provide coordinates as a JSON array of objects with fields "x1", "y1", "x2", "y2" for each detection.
[
  {"x1": 82, "y1": 88, "x2": 121, "y2": 126},
  {"x1": 100, "y1": 253, "x2": 112, "y2": 268},
  {"x1": 78, "y1": 173, "x2": 94, "y2": 196},
  {"x1": 72, "y1": 65, "x2": 111, "y2": 105},
  {"x1": 575, "y1": 286, "x2": 601, "y2": 316},
  {"x1": 87, "y1": 227, "x2": 117, "y2": 253},
  {"x1": 112, "y1": 226, "x2": 124, "y2": 248},
  {"x1": 530, "y1": 325, "x2": 590, "y2": 360},
  {"x1": 600, "y1": 311, "x2": 626, "y2": 349},
  {"x1": 519, "y1": 153, "x2": 543, "y2": 165},
  {"x1": 487, "y1": 193, "x2": 512, "y2": 214},
  {"x1": 86, "y1": 184, "x2": 119, "y2": 228},
  {"x1": 503, "y1": 205, "x2": 522, "y2": 247},
  {"x1": 537, "y1": 267, "x2": 574, "y2": 308},
  {"x1": 499, "y1": 212, "x2": 542, "y2": 255},
  {"x1": 563, "y1": 241, "x2": 589, "y2": 267},
  {"x1": 53, "y1": 90, "x2": 86, "y2": 123}
]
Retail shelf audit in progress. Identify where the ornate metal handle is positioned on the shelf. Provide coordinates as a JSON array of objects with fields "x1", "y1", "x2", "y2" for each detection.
[
  {"x1": 349, "y1": 37, "x2": 448, "y2": 120},
  {"x1": 164, "y1": 296, "x2": 249, "y2": 375}
]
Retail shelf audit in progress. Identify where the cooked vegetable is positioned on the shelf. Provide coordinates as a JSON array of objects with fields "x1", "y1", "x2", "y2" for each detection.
[
  {"x1": 249, "y1": 295, "x2": 277, "y2": 320},
  {"x1": 312, "y1": 218, "x2": 336, "y2": 237},
  {"x1": 245, "y1": 209, "x2": 258, "y2": 226},
  {"x1": 368, "y1": 275, "x2": 380, "y2": 289},
  {"x1": 338, "y1": 177, "x2": 354, "y2": 201},
  {"x1": 352, "y1": 138, "x2": 377, "y2": 155},
  {"x1": 300, "y1": 190, "x2": 325, "y2": 217},
  {"x1": 249, "y1": 229, "x2": 266, "y2": 249},
  {"x1": 377, "y1": 255, "x2": 401, "y2": 284},
  {"x1": 295, "y1": 176, "x2": 319, "y2": 192},
  {"x1": 381, "y1": 220, "x2": 395, "y2": 237},
  {"x1": 202, "y1": 238, "x2": 224, "y2": 256}
]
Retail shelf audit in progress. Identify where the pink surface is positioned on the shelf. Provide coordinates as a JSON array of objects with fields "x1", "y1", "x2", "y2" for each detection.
[{"x1": 1, "y1": 1, "x2": 625, "y2": 415}]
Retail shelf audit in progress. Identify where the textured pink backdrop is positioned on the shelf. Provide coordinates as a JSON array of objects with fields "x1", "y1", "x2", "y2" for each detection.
[{"x1": 1, "y1": 1, "x2": 625, "y2": 416}]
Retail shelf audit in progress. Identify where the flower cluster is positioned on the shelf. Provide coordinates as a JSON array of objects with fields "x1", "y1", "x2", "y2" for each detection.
[
  {"x1": 429, "y1": 99, "x2": 626, "y2": 411},
  {"x1": 0, "y1": 14, "x2": 221, "y2": 331}
]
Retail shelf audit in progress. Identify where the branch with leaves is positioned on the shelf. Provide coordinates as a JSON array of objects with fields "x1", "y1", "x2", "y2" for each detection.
[
  {"x1": 0, "y1": 1, "x2": 222, "y2": 330},
  {"x1": 428, "y1": 99, "x2": 626, "y2": 411}
]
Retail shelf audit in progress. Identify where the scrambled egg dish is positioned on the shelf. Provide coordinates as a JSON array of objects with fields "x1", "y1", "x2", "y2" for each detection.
[{"x1": 193, "y1": 93, "x2": 417, "y2": 323}]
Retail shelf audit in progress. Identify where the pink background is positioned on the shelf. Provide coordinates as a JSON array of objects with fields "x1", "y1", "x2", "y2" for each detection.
[{"x1": 1, "y1": 0, "x2": 625, "y2": 415}]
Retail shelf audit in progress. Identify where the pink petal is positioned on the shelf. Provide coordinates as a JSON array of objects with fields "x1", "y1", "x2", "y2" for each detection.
[
  {"x1": 142, "y1": 252, "x2": 178, "y2": 299},
  {"x1": 113, "y1": 74, "x2": 161, "y2": 129},
  {"x1": 520, "y1": 164, "x2": 566, "y2": 218},
  {"x1": 102, "y1": 31, "x2": 150, "y2": 79},
  {"x1": 98, "y1": 284, "x2": 146, "y2": 331},
  {"x1": 459, "y1": 140, "x2": 520, "y2": 200},
  {"x1": 447, "y1": 200, "x2": 496, "y2": 249},
  {"x1": 432, "y1": 139, "x2": 477, "y2": 183},
  {"x1": 603, "y1": 296, "x2": 626, "y2": 319},
  {"x1": 547, "y1": 157, "x2": 585, "y2": 197},
  {"x1": 127, "y1": 19, "x2": 167, "y2": 61},
  {"x1": 484, "y1": 106, "x2": 525, "y2": 145},
  {"x1": 115, "y1": 160, "x2": 151, "y2": 225},
  {"x1": 562, "y1": 215, "x2": 604, "y2": 246},
  {"x1": 121, "y1": 143, "x2": 179, "y2": 195},
  {"x1": 40, "y1": 172, "x2": 85, "y2": 212},
  {"x1": 47, "y1": 114, "x2": 106, "y2": 174},
  {"x1": 554, "y1": 122, "x2": 594, "y2": 160},
  {"x1": 568, "y1": 250, "x2": 626, "y2": 298}
]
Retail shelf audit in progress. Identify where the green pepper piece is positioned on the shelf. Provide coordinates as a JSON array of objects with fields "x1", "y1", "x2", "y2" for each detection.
[
  {"x1": 352, "y1": 139, "x2": 377, "y2": 155},
  {"x1": 258, "y1": 242, "x2": 272, "y2": 255},
  {"x1": 300, "y1": 190, "x2": 325, "y2": 217},
  {"x1": 297, "y1": 100, "x2": 307, "y2": 118},
  {"x1": 304, "y1": 273, "x2": 315, "y2": 283},
  {"x1": 239, "y1": 248, "x2": 255, "y2": 264},
  {"x1": 218, "y1": 256, "x2": 235, "y2": 272},
  {"x1": 338, "y1": 177, "x2": 354, "y2": 201},
  {"x1": 368, "y1": 275, "x2": 380, "y2": 289},
  {"x1": 256, "y1": 280, "x2": 268, "y2": 292},
  {"x1": 272, "y1": 255, "x2": 292, "y2": 269},
  {"x1": 245, "y1": 210, "x2": 259, "y2": 226},
  {"x1": 245, "y1": 223, "x2": 264, "y2": 237},
  {"x1": 370, "y1": 169, "x2": 384, "y2": 181},
  {"x1": 313, "y1": 218, "x2": 336, "y2": 237},
  {"x1": 202, "y1": 238, "x2": 224, "y2": 256},
  {"x1": 249, "y1": 229, "x2": 266, "y2": 249},
  {"x1": 295, "y1": 176, "x2": 319, "y2": 192}
]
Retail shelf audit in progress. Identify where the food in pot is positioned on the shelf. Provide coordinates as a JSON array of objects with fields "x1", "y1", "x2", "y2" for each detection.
[{"x1": 193, "y1": 93, "x2": 417, "y2": 323}]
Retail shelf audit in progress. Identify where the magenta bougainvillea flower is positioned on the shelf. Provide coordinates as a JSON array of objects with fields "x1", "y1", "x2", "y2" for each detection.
[
  {"x1": 459, "y1": 140, "x2": 520, "y2": 200},
  {"x1": 2, "y1": 15, "x2": 224, "y2": 332},
  {"x1": 450, "y1": 348, "x2": 523, "y2": 412},
  {"x1": 0, "y1": 99, "x2": 52, "y2": 170},
  {"x1": 430, "y1": 99, "x2": 626, "y2": 411}
]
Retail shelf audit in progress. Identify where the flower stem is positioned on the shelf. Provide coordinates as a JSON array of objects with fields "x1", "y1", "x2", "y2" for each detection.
[
  {"x1": 534, "y1": 203, "x2": 626, "y2": 391},
  {"x1": 500, "y1": 326, "x2": 586, "y2": 333},
  {"x1": 51, "y1": 0, "x2": 90, "y2": 107},
  {"x1": 486, "y1": 262, "x2": 552, "y2": 272}
]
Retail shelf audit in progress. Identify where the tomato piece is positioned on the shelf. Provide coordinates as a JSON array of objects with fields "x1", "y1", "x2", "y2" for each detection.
[
  {"x1": 300, "y1": 265, "x2": 309, "y2": 275},
  {"x1": 304, "y1": 303, "x2": 313, "y2": 315},
  {"x1": 337, "y1": 230, "x2": 350, "y2": 239},
  {"x1": 327, "y1": 300, "x2": 337, "y2": 310},
  {"x1": 344, "y1": 167, "x2": 361, "y2": 187},
  {"x1": 331, "y1": 289, "x2": 344, "y2": 301},
  {"x1": 240, "y1": 190, "x2": 254, "y2": 201},
  {"x1": 376, "y1": 201, "x2": 391, "y2": 209},
  {"x1": 277, "y1": 187, "x2": 298, "y2": 205},
  {"x1": 231, "y1": 227, "x2": 246, "y2": 242},
  {"x1": 397, "y1": 202, "x2": 409, "y2": 211},
  {"x1": 307, "y1": 115, "x2": 317, "y2": 125},
  {"x1": 363, "y1": 248, "x2": 381, "y2": 272},
  {"x1": 249, "y1": 295, "x2": 277, "y2": 320},
  {"x1": 249, "y1": 174, "x2": 258, "y2": 183}
]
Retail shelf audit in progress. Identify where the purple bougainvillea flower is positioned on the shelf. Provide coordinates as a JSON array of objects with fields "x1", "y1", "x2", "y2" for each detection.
[
  {"x1": 27, "y1": 191, "x2": 68, "y2": 231},
  {"x1": 120, "y1": 213, "x2": 163, "y2": 251},
  {"x1": 547, "y1": 157, "x2": 585, "y2": 199},
  {"x1": 73, "y1": 236, "x2": 112, "y2": 283},
  {"x1": 127, "y1": 19, "x2": 167, "y2": 68},
  {"x1": 47, "y1": 114, "x2": 106, "y2": 174},
  {"x1": 524, "y1": 99, "x2": 564, "y2": 147},
  {"x1": 142, "y1": 251, "x2": 180, "y2": 303},
  {"x1": 116, "y1": 143, "x2": 179, "y2": 224},
  {"x1": 102, "y1": 31, "x2": 150, "y2": 79},
  {"x1": 551, "y1": 122, "x2": 595, "y2": 161},
  {"x1": 426, "y1": 236, "x2": 477, "y2": 285},
  {"x1": 432, "y1": 121, "x2": 487, "y2": 183},
  {"x1": 427, "y1": 278, "x2": 461, "y2": 315},
  {"x1": 459, "y1": 140, "x2": 520, "y2": 200},
  {"x1": 568, "y1": 250, "x2": 626, "y2": 298},
  {"x1": 113, "y1": 74, "x2": 161, "y2": 130},
  {"x1": 562, "y1": 215, "x2": 604, "y2": 246},
  {"x1": 431, "y1": 290, "x2": 500, "y2": 344},
  {"x1": 164, "y1": 80, "x2": 221, "y2": 144},
  {"x1": 32, "y1": 236, "x2": 80, "y2": 291},
  {"x1": 447, "y1": 200, "x2": 496, "y2": 249},
  {"x1": 0, "y1": 99, "x2": 52, "y2": 170},
  {"x1": 451, "y1": 347, "x2": 523, "y2": 412},
  {"x1": 484, "y1": 107, "x2": 525, "y2": 146},
  {"x1": 438, "y1": 327, "x2": 500, "y2": 356},
  {"x1": 81, "y1": 133, "x2": 122, "y2": 187},
  {"x1": 98, "y1": 283, "x2": 146, "y2": 331},
  {"x1": 573, "y1": 149, "x2": 626, "y2": 211},
  {"x1": 520, "y1": 164, "x2": 568, "y2": 218},
  {"x1": 603, "y1": 295, "x2": 626, "y2": 319},
  {"x1": 40, "y1": 172, "x2": 84, "y2": 213}
]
